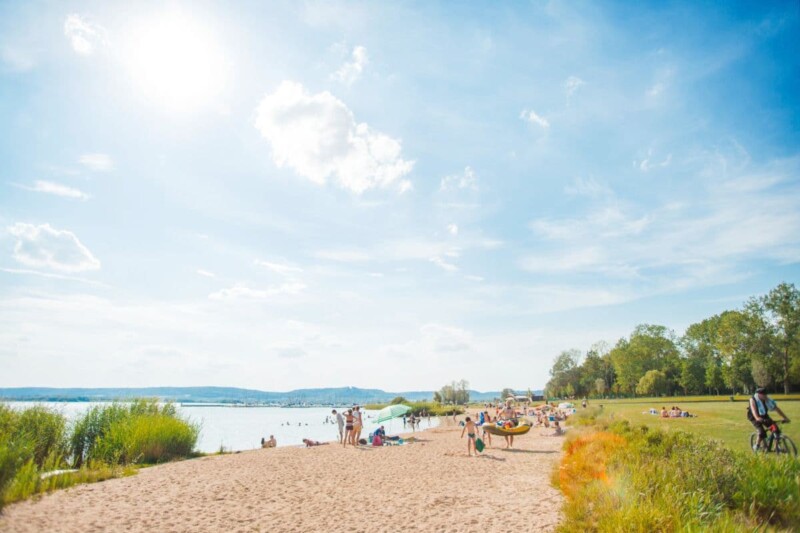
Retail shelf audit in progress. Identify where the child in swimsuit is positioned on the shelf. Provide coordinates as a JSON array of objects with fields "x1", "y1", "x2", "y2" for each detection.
[{"x1": 461, "y1": 416, "x2": 479, "y2": 456}]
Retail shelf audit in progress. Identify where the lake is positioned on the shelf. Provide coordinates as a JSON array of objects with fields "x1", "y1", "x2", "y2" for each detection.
[{"x1": 7, "y1": 402, "x2": 441, "y2": 452}]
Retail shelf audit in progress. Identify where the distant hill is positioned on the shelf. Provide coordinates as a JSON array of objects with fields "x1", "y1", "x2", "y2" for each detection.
[{"x1": 0, "y1": 386, "x2": 530, "y2": 405}]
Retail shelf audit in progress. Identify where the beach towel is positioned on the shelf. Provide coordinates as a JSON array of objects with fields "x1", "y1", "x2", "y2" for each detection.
[{"x1": 475, "y1": 438, "x2": 485, "y2": 453}]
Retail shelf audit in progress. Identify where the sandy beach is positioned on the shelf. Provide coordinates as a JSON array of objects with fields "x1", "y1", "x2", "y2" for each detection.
[{"x1": 0, "y1": 421, "x2": 564, "y2": 532}]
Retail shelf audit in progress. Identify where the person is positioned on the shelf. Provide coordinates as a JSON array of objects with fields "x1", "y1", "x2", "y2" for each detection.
[
  {"x1": 353, "y1": 406, "x2": 363, "y2": 445},
  {"x1": 500, "y1": 401, "x2": 517, "y2": 449},
  {"x1": 461, "y1": 416, "x2": 479, "y2": 456},
  {"x1": 343, "y1": 409, "x2": 354, "y2": 447},
  {"x1": 748, "y1": 387, "x2": 790, "y2": 450},
  {"x1": 303, "y1": 438, "x2": 328, "y2": 447},
  {"x1": 481, "y1": 412, "x2": 493, "y2": 446},
  {"x1": 409, "y1": 413, "x2": 416, "y2": 432},
  {"x1": 660, "y1": 406, "x2": 668, "y2": 418},
  {"x1": 332, "y1": 409, "x2": 345, "y2": 444}
]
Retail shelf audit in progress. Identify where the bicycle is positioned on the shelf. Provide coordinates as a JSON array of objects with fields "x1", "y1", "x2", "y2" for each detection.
[{"x1": 750, "y1": 420, "x2": 796, "y2": 457}]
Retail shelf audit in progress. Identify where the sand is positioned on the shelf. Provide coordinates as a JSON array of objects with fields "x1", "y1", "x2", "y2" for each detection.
[{"x1": 0, "y1": 420, "x2": 564, "y2": 532}]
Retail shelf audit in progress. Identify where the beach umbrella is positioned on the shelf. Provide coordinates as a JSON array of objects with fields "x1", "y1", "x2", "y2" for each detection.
[{"x1": 375, "y1": 404, "x2": 411, "y2": 423}]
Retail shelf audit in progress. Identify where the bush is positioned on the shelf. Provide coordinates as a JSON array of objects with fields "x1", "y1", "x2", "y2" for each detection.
[
  {"x1": 71, "y1": 400, "x2": 198, "y2": 466},
  {"x1": 556, "y1": 419, "x2": 800, "y2": 531}
]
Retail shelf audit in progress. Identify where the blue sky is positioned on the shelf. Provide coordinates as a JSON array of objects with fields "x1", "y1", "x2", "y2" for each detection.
[{"x1": 1, "y1": 1, "x2": 798, "y2": 392}]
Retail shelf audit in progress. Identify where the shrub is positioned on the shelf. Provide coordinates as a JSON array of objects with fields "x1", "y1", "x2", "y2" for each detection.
[
  {"x1": 556, "y1": 419, "x2": 800, "y2": 531},
  {"x1": 71, "y1": 400, "x2": 198, "y2": 466}
]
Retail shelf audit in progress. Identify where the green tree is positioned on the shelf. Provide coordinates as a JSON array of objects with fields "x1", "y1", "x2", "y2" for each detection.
[
  {"x1": 610, "y1": 325, "x2": 679, "y2": 396},
  {"x1": 636, "y1": 369, "x2": 668, "y2": 396},
  {"x1": 390, "y1": 396, "x2": 407, "y2": 405},
  {"x1": 750, "y1": 282, "x2": 800, "y2": 394},
  {"x1": 499, "y1": 388, "x2": 515, "y2": 401},
  {"x1": 679, "y1": 357, "x2": 705, "y2": 395}
]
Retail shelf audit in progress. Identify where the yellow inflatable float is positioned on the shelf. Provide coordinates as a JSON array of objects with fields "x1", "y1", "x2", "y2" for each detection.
[{"x1": 481, "y1": 420, "x2": 532, "y2": 436}]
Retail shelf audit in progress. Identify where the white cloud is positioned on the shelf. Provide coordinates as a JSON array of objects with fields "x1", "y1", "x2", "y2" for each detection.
[
  {"x1": 7, "y1": 223, "x2": 100, "y2": 272},
  {"x1": 520, "y1": 109, "x2": 550, "y2": 129},
  {"x1": 564, "y1": 177, "x2": 612, "y2": 197},
  {"x1": 524, "y1": 154, "x2": 800, "y2": 288},
  {"x1": 208, "y1": 282, "x2": 306, "y2": 300},
  {"x1": 79, "y1": 153, "x2": 114, "y2": 171},
  {"x1": 64, "y1": 14, "x2": 107, "y2": 55},
  {"x1": 254, "y1": 259, "x2": 303, "y2": 276},
  {"x1": 331, "y1": 45, "x2": 369, "y2": 86},
  {"x1": 196, "y1": 269, "x2": 216, "y2": 278},
  {"x1": 19, "y1": 180, "x2": 89, "y2": 200},
  {"x1": 254, "y1": 81, "x2": 414, "y2": 194},
  {"x1": 440, "y1": 166, "x2": 478, "y2": 191},
  {"x1": 314, "y1": 249, "x2": 371, "y2": 262},
  {"x1": 447, "y1": 223, "x2": 459, "y2": 236},
  {"x1": 564, "y1": 76, "x2": 585, "y2": 97},
  {"x1": 430, "y1": 256, "x2": 458, "y2": 272},
  {"x1": 636, "y1": 149, "x2": 672, "y2": 172}
]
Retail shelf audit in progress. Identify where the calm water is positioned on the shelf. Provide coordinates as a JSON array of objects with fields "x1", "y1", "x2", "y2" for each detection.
[{"x1": 8, "y1": 402, "x2": 440, "y2": 452}]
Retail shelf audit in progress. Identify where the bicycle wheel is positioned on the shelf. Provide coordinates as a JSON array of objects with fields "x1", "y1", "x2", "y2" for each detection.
[{"x1": 775, "y1": 435, "x2": 798, "y2": 457}]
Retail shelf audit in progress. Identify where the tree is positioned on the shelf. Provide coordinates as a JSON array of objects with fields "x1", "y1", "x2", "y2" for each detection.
[
  {"x1": 750, "y1": 282, "x2": 800, "y2": 394},
  {"x1": 594, "y1": 378, "x2": 606, "y2": 397},
  {"x1": 546, "y1": 349, "x2": 582, "y2": 397},
  {"x1": 636, "y1": 369, "x2": 668, "y2": 397},
  {"x1": 499, "y1": 388, "x2": 515, "y2": 401},
  {"x1": 390, "y1": 396, "x2": 407, "y2": 405},
  {"x1": 610, "y1": 325, "x2": 679, "y2": 396},
  {"x1": 679, "y1": 357, "x2": 705, "y2": 395}
]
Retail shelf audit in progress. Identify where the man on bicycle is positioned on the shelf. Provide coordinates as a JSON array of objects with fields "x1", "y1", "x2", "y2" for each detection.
[{"x1": 748, "y1": 387, "x2": 790, "y2": 450}]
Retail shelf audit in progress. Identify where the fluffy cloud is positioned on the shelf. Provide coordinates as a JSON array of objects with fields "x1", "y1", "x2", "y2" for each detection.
[
  {"x1": 331, "y1": 45, "x2": 369, "y2": 86},
  {"x1": 7, "y1": 223, "x2": 100, "y2": 272},
  {"x1": 64, "y1": 14, "x2": 107, "y2": 55},
  {"x1": 20, "y1": 180, "x2": 89, "y2": 200},
  {"x1": 79, "y1": 153, "x2": 114, "y2": 171},
  {"x1": 254, "y1": 81, "x2": 414, "y2": 194},
  {"x1": 447, "y1": 223, "x2": 459, "y2": 235},
  {"x1": 520, "y1": 109, "x2": 550, "y2": 128}
]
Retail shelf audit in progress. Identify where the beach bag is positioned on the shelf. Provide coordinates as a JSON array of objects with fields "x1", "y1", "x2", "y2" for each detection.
[
  {"x1": 372, "y1": 435, "x2": 382, "y2": 446},
  {"x1": 475, "y1": 438, "x2": 485, "y2": 453}
]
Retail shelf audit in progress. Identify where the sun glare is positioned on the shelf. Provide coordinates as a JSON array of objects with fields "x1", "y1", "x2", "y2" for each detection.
[{"x1": 123, "y1": 11, "x2": 226, "y2": 111}]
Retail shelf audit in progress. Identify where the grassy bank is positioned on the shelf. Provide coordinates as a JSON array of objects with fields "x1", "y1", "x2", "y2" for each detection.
[
  {"x1": 554, "y1": 406, "x2": 800, "y2": 531},
  {"x1": 0, "y1": 400, "x2": 198, "y2": 511},
  {"x1": 587, "y1": 396, "x2": 799, "y2": 453}
]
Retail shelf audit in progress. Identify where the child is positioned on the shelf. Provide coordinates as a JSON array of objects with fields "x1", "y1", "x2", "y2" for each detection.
[{"x1": 461, "y1": 416, "x2": 479, "y2": 456}]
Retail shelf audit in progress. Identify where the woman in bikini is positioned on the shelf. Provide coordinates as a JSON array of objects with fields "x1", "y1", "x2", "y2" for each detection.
[{"x1": 343, "y1": 409, "x2": 354, "y2": 447}]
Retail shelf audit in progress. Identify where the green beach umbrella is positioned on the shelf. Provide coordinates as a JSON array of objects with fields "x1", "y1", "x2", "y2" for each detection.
[{"x1": 375, "y1": 404, "x2": 411, "y2": 423}]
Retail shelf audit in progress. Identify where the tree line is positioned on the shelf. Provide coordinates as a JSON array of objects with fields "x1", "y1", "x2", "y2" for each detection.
[{"x1": 545, "y1": 282, "x2": 800, "y2": 398}]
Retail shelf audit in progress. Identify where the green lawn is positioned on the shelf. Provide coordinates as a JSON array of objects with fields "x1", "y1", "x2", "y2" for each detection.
[{"x1": 584, "y1": 396, "x2": 800, "y2": 454}]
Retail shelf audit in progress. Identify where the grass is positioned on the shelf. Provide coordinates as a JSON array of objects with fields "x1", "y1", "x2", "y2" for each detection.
[
  {"x1": 0, "y1": 399, "x2": 198, "y2": 511},
  {"x1": 555, "y1": 411, "x2": 800, "y2": 532},
  {"x1": 588, "y1": 396, "x2": 800, "y2": 453}
]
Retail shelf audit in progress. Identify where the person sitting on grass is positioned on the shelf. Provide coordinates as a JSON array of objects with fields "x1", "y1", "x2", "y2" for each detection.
[
  {"x1": 660, "y1": 406, "x2": 668, "y2": 418},
  {"x1": 303, "y1": 438, "x2": 328, "y2": 447}
]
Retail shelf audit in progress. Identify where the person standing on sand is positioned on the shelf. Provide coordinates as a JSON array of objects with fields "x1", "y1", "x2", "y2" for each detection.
[
  {"x1": 500, "y1": 401, "x2": 517, "y2": 449},
  {"x1": 332, "y1": 409, "x2": 344, "y2": 444},
  {"x1": 343, "y1": 409, "x2": 354, "y2": 447},
  {"x1": 353, "y1": 406, "x2": 364, "y2": 445},
  {"x1": 461, "y1": 416, "x2": 479, "y2": 456}
]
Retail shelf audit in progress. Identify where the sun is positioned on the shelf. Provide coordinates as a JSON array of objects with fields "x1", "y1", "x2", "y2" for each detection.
[{"x1": 123, "y1": 10, "x2": 227, "y2": 111}]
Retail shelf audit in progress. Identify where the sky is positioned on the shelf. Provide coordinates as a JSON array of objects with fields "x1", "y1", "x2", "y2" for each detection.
[{"x1": 1, "y1": 1, "x2": 798, "y2": 393}]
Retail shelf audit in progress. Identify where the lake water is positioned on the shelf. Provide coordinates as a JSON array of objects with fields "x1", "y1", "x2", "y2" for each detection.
[{"x1": 7, "y1": 403, "x2": 441, "y2": 452}]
